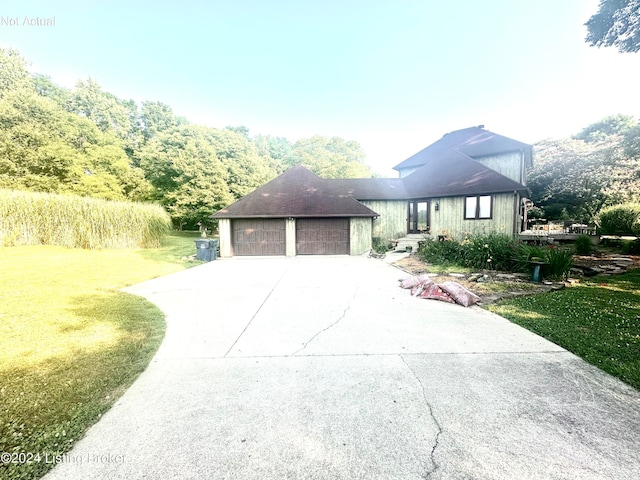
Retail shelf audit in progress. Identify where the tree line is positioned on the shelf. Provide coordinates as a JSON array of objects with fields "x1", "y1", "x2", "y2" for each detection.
[{"x1": 0, "y1": 48, "x2": 372, "y2": 229}]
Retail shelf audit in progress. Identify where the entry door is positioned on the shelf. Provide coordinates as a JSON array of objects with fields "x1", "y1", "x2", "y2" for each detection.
[{"x1": 407, "y1": 201, "x2": 430, "y2": 234}]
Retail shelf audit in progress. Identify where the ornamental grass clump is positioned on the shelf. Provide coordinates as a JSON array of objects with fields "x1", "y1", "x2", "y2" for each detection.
[{"x1": 0, "y1": 189, "x2": 171, "y2": 249}]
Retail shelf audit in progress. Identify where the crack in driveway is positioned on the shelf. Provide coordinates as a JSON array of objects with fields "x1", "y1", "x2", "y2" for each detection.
[
  {"x1": 291, "y1": 304, "x2": 351, "y2": 356},
  {"x1": 400, "y1": 355, "x2": 442, "y2": 479}
]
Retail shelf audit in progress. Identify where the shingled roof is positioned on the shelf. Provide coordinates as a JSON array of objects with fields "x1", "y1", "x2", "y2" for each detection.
[
  {"x1": 402, "y1": 149, "x2": 528, "y2": 198},
  {"x1": 212, "y1": 165, "x2": 378, "y2": 219},
  {"x1": 327, "y1": 177, "x2": 408, "y2": 200},
  {"x1": 393, "y1": 126, "x2": 533, "y2": 171}
]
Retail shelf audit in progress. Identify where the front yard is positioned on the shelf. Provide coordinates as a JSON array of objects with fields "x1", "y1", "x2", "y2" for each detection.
[{"x1": 0, "y1": 231, "x2": 203, "y2": 479}]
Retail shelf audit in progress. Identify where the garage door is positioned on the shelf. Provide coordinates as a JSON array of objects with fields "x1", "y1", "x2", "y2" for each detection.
[
  {"x1": 296, "y1": 218, "x2": 349, "y2": 255},
  {"x1": 232, "y1": 219, "x2": 286, "y2": 256}
]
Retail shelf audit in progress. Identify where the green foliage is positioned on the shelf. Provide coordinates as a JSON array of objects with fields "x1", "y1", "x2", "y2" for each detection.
[
  {"x1": 285, "y1": 136, "x2": 372, "y2": 178},
  {"x1": 512, "y1": 243, "x2": 548, "y2": 273},
  {"x1": 372, "y1": 237, "x2": 392, "y2": 253},
  {"x1": 574, "y1": 235, "x2": 593, "y2": 255},
  {"x1": 459, "y1": 232, "x2": 516, "y2": 270},
  {"x1": 585, "y1": 0, "x2": 640, "y2": 53},
  {"x1": 597, "y1": 203, "x2": 640, "y2": 235},
  {"x1": 0, "y1": 189, "x2": 171, "y2": 249},
  {"x1": 418, "y1": 238, "x2": 464, "y2": 266},
  {"x1": 573, "y1": 114, "x2": 637, "y2": 143},
  {"x1": 622, "y1": 239, "x2": 640, "y2": 254},
  {"x1": 489, "y1": 269, "x2": 640, "y2": 389},
  {"x1": 419, "y1": 232, "x2": 515, "y2": 271},
  {"x1": 0, "y1": 47, "x2": 32, "y2": 96},
  {"x1": 0, "y1": 47, "x2": 376, "y2": 229},
  {"x1": 546, "y1": 247, "x2": 574, "y2": 281}
]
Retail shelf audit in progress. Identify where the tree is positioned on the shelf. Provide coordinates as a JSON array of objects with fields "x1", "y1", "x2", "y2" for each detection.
[
  {"x1": 573, "y1": 114, "x2": 637, "y2": 143},
  {"x1": 285, "y1": 136, "x2": 372, "y2": 178},
  {"x1": 207, "y1": 129, "x2": 277, "y2": 199},
  {"x1": 585, "y1": 0, "x2": 640, "y2": 53},
  {"x1": 0, "y1": 48, "x2": 32, "y2": 96},
  {"x1": 138, "y1": 125, "x2": 234, "y2": 228},
  {"x1": 530, "y1": 118, "x2": 640, "y2": 223},
  {"x1": 139, "y1": 101, "x2": 186, "y2": 142}
]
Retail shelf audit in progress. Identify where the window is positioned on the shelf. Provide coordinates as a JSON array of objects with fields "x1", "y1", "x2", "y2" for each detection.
[{"x1": 465, "y1": 195, "x2": 492, "y2": 219}]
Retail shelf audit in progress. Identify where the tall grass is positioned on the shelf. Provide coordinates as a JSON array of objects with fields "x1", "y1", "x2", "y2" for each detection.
[{"x1": 0, "y1": 189, "x2": 171, "y2": 249}]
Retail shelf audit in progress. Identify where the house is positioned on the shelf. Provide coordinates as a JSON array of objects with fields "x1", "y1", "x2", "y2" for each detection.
[{"x1": 213, "y1": 126, "x2": 532, "y2": 257}]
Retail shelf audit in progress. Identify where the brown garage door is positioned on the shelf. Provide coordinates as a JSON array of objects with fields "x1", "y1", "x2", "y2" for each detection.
[
  {"x1": 232, "y1": 219, "x2": 286, "y2": 256},
  {"x1": 296, "y1": 218, "x2": 349, "y2": 255}
]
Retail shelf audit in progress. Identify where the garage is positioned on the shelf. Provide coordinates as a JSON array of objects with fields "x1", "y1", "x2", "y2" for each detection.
[
  {"x1": 296, "y1": 218, "x2": 350, "y2": 255},
  {"x1": 232, "y1": 219, "x2": 286, "y2": 256}
]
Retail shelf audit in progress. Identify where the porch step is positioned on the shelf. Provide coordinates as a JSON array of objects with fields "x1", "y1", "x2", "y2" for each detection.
[{"x1": 394, "y1": 235, "x2": 426, "y2": 252}]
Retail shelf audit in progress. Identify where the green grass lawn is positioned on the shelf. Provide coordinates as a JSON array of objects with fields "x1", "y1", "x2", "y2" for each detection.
[
  {"x1": 0, "y1": 231, "x2": 203, "y2": 479},
  {"x1": 488, "y1": 270, "x2": 640, "y2": 390}
]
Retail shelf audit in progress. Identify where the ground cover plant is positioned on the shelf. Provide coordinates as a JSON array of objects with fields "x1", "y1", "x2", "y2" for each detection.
[
  {"x1": 489, "y1": 270, "x2": 640, "y2": 390},
  {"x1": 0, "y1": 231, "x2": 202, "y2": 479},
  {"x1": 0, "y1": 189, "x2": 171, "y2": 249},
  {"x1": 418, "y1": 233, "x2": 573, "y2": 280}
]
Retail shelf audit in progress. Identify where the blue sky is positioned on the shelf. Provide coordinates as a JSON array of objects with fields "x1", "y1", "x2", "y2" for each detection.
[{"x1": 1, "y1": 0, "x2": 639, "y2": 175}]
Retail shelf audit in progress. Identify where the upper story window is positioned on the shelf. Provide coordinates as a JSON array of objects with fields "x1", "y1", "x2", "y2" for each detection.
[{"x1": 465, "y1": 195, "x2": 492, "y2": 219}]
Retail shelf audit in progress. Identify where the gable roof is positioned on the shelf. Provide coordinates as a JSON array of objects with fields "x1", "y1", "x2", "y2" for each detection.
[
  {"x1": 393, "y1": 126, "x2": 533, "y2": 172},
  {"x1": 402, "y1": 149, "x2": 528, "y2": 198},
  {"x1": 212, "y1": 165, "x2": 378, "y2": 219}
]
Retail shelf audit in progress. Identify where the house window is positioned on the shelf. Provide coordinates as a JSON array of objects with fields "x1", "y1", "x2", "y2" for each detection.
[{"x1": 465, "y1": 195, "x2": 492, "y2": 219}]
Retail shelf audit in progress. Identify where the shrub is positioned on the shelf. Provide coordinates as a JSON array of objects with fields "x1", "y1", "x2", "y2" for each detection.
[
  {"x1": 513, "y1": 243, "x2": 548, "y2": 273},
  {"x1": 598, "y1": 203, "x2": 640, "y2": 235},
  {"x1": 574, "y1": 235, "x2": 593, "y2": 255},
  {"x1": 460, "y1": 232, "x2": 515, "y2": 270},
  {"x1": 372, "y1": 237, "x2": 392, "y2": 254},
  {"x1": 622, "y1": 239, "x2": 640, "y2": 254},
  {"x1": 546, "y1": 247, "x2": 573, "y2": 280},
  {"x1": 0, "y1": 189, "x2": 171, "y2": 249},
  {"x1": 418, "y1": 238, "x2": 464, "y2": 265},
  {"x1": 513, "y1": 243, "x2": 573, "y2": 280}
]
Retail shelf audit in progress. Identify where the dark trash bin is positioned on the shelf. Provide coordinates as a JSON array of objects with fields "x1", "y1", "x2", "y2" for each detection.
[{"x1": 195, "y1": 239, "x2": 217, "y2": 262}]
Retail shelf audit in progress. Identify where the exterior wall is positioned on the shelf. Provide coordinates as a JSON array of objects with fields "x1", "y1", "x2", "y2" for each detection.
[
  {"x1": 285, "y1": 218, "x2": 296, "y2": 257},
  {"x1": 474, "y1": 151, "x2": 526, "y2": 185},
  {"x1": 350, "y1": 217, "x2": 372, "y2": 255},
  {"x1": 218, "y1": 218, "x2": 232, "y2": 257},
  {"x1": 429, "y1": 192, "x2": 518, "y2": 240},
  {"x1": 361, "y1": 200, "x2": 407, "y2": 240}
]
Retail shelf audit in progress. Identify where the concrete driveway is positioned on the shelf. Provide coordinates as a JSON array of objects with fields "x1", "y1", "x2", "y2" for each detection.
[{"x1": 45, "y1": 256, "x2": 640, "y2": 479}]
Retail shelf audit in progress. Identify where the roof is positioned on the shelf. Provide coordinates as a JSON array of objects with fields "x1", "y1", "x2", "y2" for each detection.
[
  {"x1": 393, "y1": 126, "x2": 533, "y2": 171},
  {"x1": 327, "y1": 177, "x2": 408, "y2": 200},
  {"x1": 402, "y1": 149, "x2": 529, "y2": 198},
  {"x1": 212, "y1": 165, "x2": 379, "y2": 219}
]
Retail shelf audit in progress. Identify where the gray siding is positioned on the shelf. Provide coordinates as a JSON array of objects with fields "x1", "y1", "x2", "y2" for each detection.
[
  {"x1": 361, "y1": 200, "x2": 407, "y2": 240},
  {"x1": 350, "y1": 217, "x2": 372, "y2": 255},
  {"x1": 429, "y1": 193, "x2": 518, "y2": 240},
  {"x1": 475, "y1": 151, "x2": 526, "y2": 185}
]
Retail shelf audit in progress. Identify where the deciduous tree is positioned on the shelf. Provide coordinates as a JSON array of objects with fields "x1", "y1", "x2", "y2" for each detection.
[{"x1": 585, "y1": 0, "x2": 640, "y2": 53}]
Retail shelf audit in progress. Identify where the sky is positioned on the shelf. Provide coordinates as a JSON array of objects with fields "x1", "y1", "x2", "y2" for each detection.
[{"x1": 1, "y1": 0, "x2": 639, "y2": 176}]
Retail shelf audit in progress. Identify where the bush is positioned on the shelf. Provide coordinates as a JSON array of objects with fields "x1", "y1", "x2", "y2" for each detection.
[
  {"x1": 0, "y1": 189, "x2": 171, "y2": 249},
  {"x1": 598, "y1": 203, "x2": 640, "y2": 235},
  {"x1": 460, "y1": 232, "x2": 515, "y2": 270},
  {"x1": 622, "y1": 239, "x2": 640, "y2": 254},
  {"x1": 418, "y1": 238, "x2": 464, "y2": 265},
  {"x1": 513, "y1": 243, "x2": 548, "y2": 272},
  {"x1": 513, "y1": 243, "x2": 573, "y2": 280},
  {"x1": 546, "y1": 247, "x2": 573, "y2": 280},
  {"x1": 574, "y1": 235, "x2": 593, "y2": 255},
  {"x1": 372, "y1": 237, "x2": 392, "y2": 254}
]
